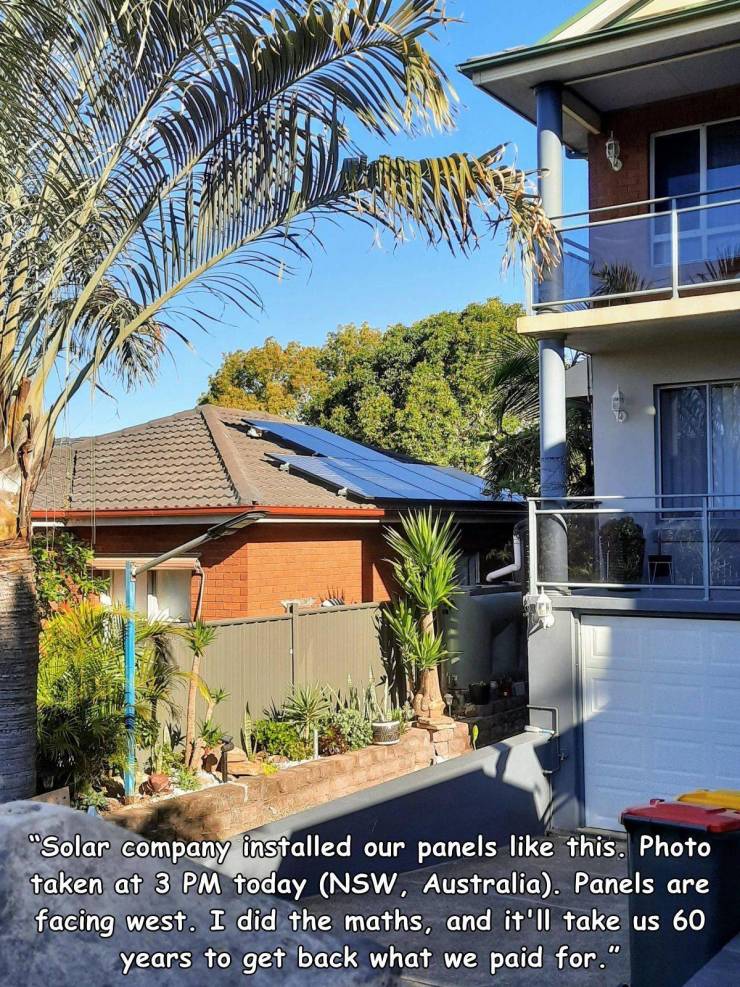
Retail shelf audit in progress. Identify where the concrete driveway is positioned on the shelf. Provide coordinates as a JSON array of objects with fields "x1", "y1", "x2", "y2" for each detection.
[{"x1": 306, "y1": 835, "x2": 630, "y2": 986}]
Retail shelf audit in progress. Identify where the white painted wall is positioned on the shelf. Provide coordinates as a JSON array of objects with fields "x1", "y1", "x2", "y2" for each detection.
[{"x1": 590, "y1": 333, "x2": 740, "y2": 497}]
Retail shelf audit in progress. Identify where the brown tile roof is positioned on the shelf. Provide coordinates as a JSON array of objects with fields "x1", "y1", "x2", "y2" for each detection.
[{"x1": 33, "y1": 407, "x2": 377, "y2": 514}]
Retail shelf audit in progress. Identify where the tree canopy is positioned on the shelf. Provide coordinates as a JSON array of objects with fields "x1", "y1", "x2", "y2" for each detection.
[{"x1": 201, "y1": 297, "x2": 526, "y2": 474}]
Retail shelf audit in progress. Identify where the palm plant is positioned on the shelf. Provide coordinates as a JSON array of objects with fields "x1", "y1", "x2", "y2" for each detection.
[
  {"x1": 183, "y1": 619, "x2": 218, "y2": 767},
  {"x1": 36, "y1": 602, "x2": 181, "y2": 794},
  {"x1": 0, "y1": 0, "x2": 554, "y2": 799},
  {"x1": 384, "y1": 509, "x2": 459, "y2": 723}
]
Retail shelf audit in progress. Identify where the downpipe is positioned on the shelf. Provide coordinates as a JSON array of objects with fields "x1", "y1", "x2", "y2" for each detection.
[{"x1": 486, "y1": 531, "x2": 522, "y2": 583}]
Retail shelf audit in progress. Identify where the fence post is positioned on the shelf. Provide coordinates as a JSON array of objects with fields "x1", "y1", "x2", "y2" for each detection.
[{"x1": 289, "y1": 603, "x2": 305, "y2": 686}]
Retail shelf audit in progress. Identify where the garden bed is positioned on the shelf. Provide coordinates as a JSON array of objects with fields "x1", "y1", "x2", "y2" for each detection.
[{"x1": 106, "y1": 723, "x2": 471, "y2": 842}]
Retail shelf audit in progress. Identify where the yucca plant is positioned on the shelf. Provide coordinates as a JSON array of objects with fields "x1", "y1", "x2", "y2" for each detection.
[
  {"x1": 384, "y1": 509, "x2": 459, "y2": 723},
  {"x1": 282, "y1": 683, "x2": 330, "y2": 741},
  {"x1": 36, "y1": 602, "x2": 182, "y2": 794},
  {"x1": 0, "y1": 0, "x2": 554, "y2": 800}
]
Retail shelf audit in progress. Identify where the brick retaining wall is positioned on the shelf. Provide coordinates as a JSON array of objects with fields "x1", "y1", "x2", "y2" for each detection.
[{"x1": 107, "y1": 724, "x2": 471, "y2": 841}]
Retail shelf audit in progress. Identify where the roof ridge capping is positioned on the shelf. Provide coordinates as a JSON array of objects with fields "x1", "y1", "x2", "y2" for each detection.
[{"x1": 199, "y1": 405, "x2": 261, "y2": 506}]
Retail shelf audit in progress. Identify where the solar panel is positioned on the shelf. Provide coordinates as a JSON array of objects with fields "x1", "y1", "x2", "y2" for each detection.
[
  {"x1": 270, "y1": 455, "x2": 493, "y2": 503},
  {"x1": 246, "y1": 419, "x2": 388, "y2": 461},
  {"x1": 250, "y1": 417, "x2": 500, "y2": 503}
]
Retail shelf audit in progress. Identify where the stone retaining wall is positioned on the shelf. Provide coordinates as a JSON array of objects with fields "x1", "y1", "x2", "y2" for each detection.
[
  {"x1": 457, "y1": 697, "x2": 527, "y2": 747},
  {"x1": 107, "y1": 724, "x2": 471, "y2": 842}
]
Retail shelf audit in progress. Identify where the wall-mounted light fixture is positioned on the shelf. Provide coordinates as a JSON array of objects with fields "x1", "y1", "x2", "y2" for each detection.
[
  {"x1": 612, "y1": 388, "x2": 628, "y2": 424},
  {"x1": 535, "y1": 592, "x2": 555, "y2": 630},
  {"x1": 606, "y1": 132, "x2": 623, "y2": 172}
]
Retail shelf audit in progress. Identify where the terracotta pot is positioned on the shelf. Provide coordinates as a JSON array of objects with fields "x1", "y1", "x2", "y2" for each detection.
[{"x1": 146, "y1": 772, "x2": 172, "y2": 794}]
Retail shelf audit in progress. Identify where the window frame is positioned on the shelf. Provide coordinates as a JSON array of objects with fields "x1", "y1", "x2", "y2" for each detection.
[
  {"x1": 649, "y1": 115, "x2": 740, "y2": 269},
  {"x1": 656, "y1": 378, "x2": 740, "y2": 505}
]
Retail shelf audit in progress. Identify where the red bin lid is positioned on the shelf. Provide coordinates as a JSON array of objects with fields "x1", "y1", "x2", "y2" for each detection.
[{"x1": 621, "y1": 799, "x2": 740, "y2": 833}]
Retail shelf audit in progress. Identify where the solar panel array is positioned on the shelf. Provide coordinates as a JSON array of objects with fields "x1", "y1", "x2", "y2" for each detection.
[
  {"x1": 268, "y1": 456, "x2": 491, "y2": 502},
  {"x1": 246, "y1": 419, "x2": 388, "y2": 461},
  {"x1": 246, "y1": 417, "x2": 499, "y2": 503}
]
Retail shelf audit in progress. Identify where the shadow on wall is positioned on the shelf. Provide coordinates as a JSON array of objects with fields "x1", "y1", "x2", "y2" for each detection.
[
  {"x1": 443, "y1": 587, "x2": 525, "y2": 688},
  {"x1": 216, "y1": 734, "x2": 552, "y2": 896}
]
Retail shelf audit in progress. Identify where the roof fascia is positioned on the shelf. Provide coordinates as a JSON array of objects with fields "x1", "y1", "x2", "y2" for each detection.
[{"x1": 459, "y1": 0, "x2": 740, "y2": 78}]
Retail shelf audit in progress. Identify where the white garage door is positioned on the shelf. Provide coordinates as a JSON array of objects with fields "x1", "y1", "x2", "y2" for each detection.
[{"x1": 581, "y1": 615, "x2": 740, "y2": 831}]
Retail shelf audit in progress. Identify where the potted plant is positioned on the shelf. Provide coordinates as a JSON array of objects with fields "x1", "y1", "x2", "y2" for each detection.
[
  {"x1": 371, "y1": 681, "x2": 401, "y2": 746},
  {"x1": 468, "y1": 681, "x2": 491, "y2": 705},
  {"x1": 146, "y1": 741, "x2": 172, "y2": 795},
  {"x1": 599, "y1": 516, "x2": 646, "y2": 584},
  {"x1": 384, "y1": 510, "x2": 461, "y2": 727}
]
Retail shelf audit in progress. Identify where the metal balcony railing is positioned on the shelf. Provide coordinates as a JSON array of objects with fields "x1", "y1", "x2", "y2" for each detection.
[
  {"x1": 530, "y1": 185, "x2": 740, "y2": 312},
  {"x1": 527, "y1": 494, "x2": 740, "y2": 601}
]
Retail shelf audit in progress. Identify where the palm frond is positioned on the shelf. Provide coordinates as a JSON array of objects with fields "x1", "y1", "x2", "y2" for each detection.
[{"x1": 1, "y1": 0, "x2": 555, "y2": 533}]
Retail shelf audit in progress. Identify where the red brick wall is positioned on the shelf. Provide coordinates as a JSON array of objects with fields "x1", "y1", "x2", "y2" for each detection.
[
  {"x1": 76, "y1": 522, "x2": 394, "y2": 620},
  {"x1": 588, "y1": 85, "x2": 740, "y2": 212}
]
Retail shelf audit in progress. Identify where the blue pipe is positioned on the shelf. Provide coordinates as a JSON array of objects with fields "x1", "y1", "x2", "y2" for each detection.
[{"x1": 124, "y1": 561, "x2": 136, "y2": 799}]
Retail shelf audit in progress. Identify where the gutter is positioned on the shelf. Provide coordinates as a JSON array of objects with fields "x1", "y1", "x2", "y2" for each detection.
[{"x1": 30, "y1": 505, "x2": 389, "y2": 522}]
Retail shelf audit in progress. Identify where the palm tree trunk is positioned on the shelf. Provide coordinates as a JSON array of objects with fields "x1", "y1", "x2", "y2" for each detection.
[
  {"x1": 0, "y1": 542, "x2": 39, "y2": 801},
  {"x1": 184, "y1": 654, "x2": 200, "y2": 768},
  {"x1": 414, "y1": 610, "x2": 450, "y2": 725}
]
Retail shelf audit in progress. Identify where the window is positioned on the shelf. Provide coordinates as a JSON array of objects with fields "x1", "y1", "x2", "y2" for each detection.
[
  {"x1": 108, "y1": 568, "x2": 192, "y2": 621},
  {"x1": 659, "y1": 382, "x2": 740, "y2": 508},
  {"x1": 651, "y1": 118, "x2": 740, "y2": 268}
]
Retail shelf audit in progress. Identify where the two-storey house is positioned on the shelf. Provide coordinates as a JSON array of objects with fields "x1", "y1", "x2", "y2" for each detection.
[{"x1": 462, "y1": 0, "x2": 740, "y2": 830}]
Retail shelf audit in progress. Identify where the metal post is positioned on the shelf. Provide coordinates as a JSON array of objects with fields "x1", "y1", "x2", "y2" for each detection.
[
  {"x1": 702, "y1": 495, "x2": 711, "y2": 602},
  {"x1": 533, "y1": 83, "x2": 568, "y2": 590},
  {"x1": 539, "y1": 337, "x2": 569, "y2": 586},
  {"x1": 123, "y1": 561, "x2": 137, "y2": 799},
  {"x1": 536, "y1": 82, "x2": 564, "y2": 308},
  {"x1": 671, "y1": 199, "x2": 680, "y2": 298},
  {"x1": 527, "y1": 499, "x2": 539, "y2": 598}
]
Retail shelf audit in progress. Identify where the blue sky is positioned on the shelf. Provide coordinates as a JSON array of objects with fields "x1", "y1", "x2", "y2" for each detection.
[{"x1": 64, "y1": 0, "x2": 587, "y2": 437}]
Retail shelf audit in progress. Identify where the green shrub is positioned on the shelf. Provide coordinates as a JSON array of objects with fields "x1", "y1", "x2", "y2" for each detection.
[
  {"x1": 173, "y1": 766, "x2": 200, "y2": 791},
  {"x1": 74, "y1": 789, "x2": 109, "y2": 812},
  {"x1": 32, "y1": 532, "x2": 109, "y2": 620},
  {"x1": 318, "y1": 724, "x2": 349, "y2": 757},
  {"x1": 36, "y1": 603, "x2": 182, "y2": 795},
  {"x1": 253, "y1": 720, "x2": 311, "y2": 761},
  {"x1": 324, "y1": 707, "x2": 372, "y2": 751}
]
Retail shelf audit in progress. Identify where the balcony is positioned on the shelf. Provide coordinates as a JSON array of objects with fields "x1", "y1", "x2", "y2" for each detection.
[
  {"x1": 521, "y1": 189, "x2": 740, "y2": 348},
  {"x1": 527, "y1": 495, "x2": 740, "y2": 603}
]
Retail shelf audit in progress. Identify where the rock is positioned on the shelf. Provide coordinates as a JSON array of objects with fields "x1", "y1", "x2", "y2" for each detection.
[
  {"x1": 0, "y1": 801, "x2": 396, "y2": 985},
  {"x1": 229, "y1": 761, "x2": 265, "y2": 777}
]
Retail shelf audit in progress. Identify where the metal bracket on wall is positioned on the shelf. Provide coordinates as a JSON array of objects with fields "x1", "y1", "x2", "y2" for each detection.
[{"x1": 525, "y1": 704, "x2": 567, "y2": 775}]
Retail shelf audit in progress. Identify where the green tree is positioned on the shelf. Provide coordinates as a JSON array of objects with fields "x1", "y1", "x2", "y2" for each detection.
[
  {"x1": 483, "y1": 335, "x2": 593, "y2": 496},
  {"x1": 200, "y1": 338, "x2": 326, "y2": 417},
  {"x1": 309, "y1": 299, "x2": 526, "y2": 471},
  {"x1": 0, "y1": 0, "x2": 553, "y2": 799}
]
